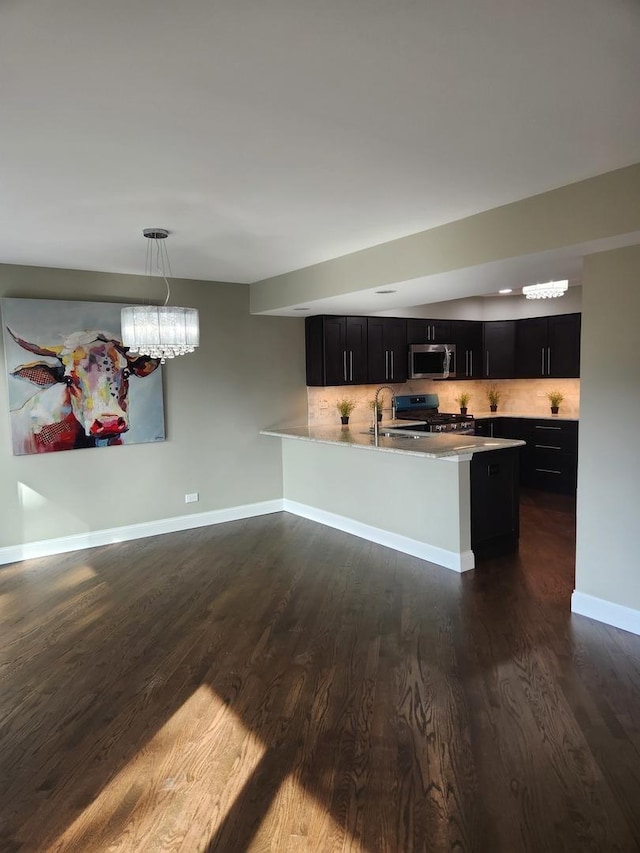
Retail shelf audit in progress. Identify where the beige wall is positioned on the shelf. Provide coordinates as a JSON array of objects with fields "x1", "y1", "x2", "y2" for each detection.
[
  {"x1": 575, "y1": 246, "x2": 640, "y2": 611},
  {"x1": 378, "y1": 287, "x2": 582, "y2": 321},
  {"x1": 251, "y1": 164, "x2": 640, "y2": 313},
  {"x1": 282, "y1": 439, "x2": 470, "y2": 556},
  {"x1": 0, "y1": 264, "x2": 307, "y2": 549}
]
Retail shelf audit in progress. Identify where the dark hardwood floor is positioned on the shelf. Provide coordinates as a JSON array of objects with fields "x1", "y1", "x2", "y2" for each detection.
[{"x1": 1, "y1": 491, "x2": 639, "y2": 852}]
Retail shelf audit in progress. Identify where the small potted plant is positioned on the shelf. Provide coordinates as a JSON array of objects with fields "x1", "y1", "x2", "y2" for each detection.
[
  {"x1": 336, "y1": 398, "x2": 356, "y2": 425},
  {"x1": 369, "y1": 394, "x2": 385, "y2": 422},
  {"x1": 455, "y1": 391, "x2": 470, "y2": 415},
  {"x1": 487, "y1": 384, "x2": 500, "y2": 412},
  {"x1": 547, "y1": 390, "x2": 564, "y2": 415}
]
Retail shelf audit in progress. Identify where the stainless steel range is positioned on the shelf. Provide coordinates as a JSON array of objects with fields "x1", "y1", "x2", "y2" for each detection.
[{"x1": 393, "y1": 394, "x2": 475, "y2": 434}]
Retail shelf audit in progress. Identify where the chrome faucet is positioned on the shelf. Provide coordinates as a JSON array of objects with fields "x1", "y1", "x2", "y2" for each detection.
[{"x1": 373, "y1": 385, "x2": 396, "y2": 443}]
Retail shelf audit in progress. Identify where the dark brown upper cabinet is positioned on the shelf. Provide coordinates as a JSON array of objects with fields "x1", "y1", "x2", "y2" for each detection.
[
  {"x1": 483, "y1": 321, "x2": 516, "y2": 379},
  {"x1": 450, "y1": 320, "x2": 483, "y2": 379},
  {"x1": 406, "y1": 318, "x2": 452, "y2": 344},
  {"x1": 305, "y1": 315, "x2": 368, "y2": 386},
  {"x1": 367, "y1": 317, "x2": 408, "y2": 384},
  {"x1": 516, "y1": 313, "x2": 581, "y2": 378}
]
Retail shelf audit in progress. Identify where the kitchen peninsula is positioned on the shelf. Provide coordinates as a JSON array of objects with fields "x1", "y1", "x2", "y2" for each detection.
[{"x1": 262, "y1": 425, "x2": 525, "y2": 572}]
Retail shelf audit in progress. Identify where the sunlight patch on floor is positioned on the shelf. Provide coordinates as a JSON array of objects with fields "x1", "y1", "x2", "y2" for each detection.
[
  {"x1": 254, "y1": 769, "x2": 346, "y2": 851},
  {"x1": 51, "y1": 563, "x2": 97, "y2": 591},
  {"x1": 50, "y1": 685, "x2": 266, "y2": 852}
]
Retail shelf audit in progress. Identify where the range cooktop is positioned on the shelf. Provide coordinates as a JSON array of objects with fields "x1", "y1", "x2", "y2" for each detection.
[{"x1": 394, "y1": 394, "x2": 474, "y2": 433}]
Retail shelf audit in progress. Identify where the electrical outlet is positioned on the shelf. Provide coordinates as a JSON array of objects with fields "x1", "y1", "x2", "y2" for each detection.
[
  {"x1": 185, "y1": 493, "x2": 199, "y2": 503},
  {"x1": 318, "y1": 399, "x2": 329, "y2": 410}
]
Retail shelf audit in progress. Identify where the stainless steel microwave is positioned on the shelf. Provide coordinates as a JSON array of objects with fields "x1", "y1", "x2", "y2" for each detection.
[{"x1": 408, "y1": 343, "x2": 456, "y2": 379}]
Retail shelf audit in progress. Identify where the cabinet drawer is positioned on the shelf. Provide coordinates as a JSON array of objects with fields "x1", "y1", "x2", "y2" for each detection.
[
  {"x1": 529, "y1": 420, "x2": 578, "y2": 452},
  {"x1": 532, "y1": 446, "x2": 574, "y2": 473},
  {"x1": 528, "y1": 465, "x2": 576, "y2": 494}
]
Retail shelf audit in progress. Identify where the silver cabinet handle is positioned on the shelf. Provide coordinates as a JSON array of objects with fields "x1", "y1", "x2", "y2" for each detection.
[
  {"x1": 470, "y1": 350, "x2": 473, "y2": 376},
  {"x1": 349, "y1": 351, "x2": 353, "y2": 381},
  {"x1": 535, "y1": 444, "x2": 562, "y2": 450},
  {"x1": 465, "y1": 350, "x2": 469, "y2": 377},
  {"x1": 541, "y1": 347, "x2": 545, "y2": 376},
  {"x1": 385, "y1": 350, "x2": 389, "y2": 381},
  {"x1": 432, "y1": 325, "x2": 436, "y2": 341},
  {"x1": 547, "y1": 346, "x2": 551, "y2": 375},
  {"x1": 486, "y1": 352, "x2": 490, "y2": 375},
  {"x1": 536, "y1": 468, "x2": 562, "y2": 475},
  {"x1": 535, "y1": 425, "x2": 561, "y2": 430},
  {"x1": 390, "y1": 351, "x2": 394, "y2": 379},
  {"x1": 343, "y1": 350, "x2": 347, "y2": 382}
]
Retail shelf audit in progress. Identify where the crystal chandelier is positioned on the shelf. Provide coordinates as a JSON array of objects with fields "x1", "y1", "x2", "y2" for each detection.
[
  {"x1": 522, "y1": 279, "x2": 568, "y2": 300},
  {"x1": 121, "y1": 229, "x2": 199, "y2": 363}
]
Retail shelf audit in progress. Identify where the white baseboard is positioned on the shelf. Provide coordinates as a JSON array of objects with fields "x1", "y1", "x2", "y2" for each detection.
[
  {"x1": 571, "y1": 591, "x2": 640, "y2": 637},
  {"x1": 1, "y1": 497, "x2": 475, "y2": 575},
  {"x1": 283, "y1": 499, "x2": 475, "y2": 573},
  {"x1": 0, "y1": 499, "x2": 285, "y2": 566}
]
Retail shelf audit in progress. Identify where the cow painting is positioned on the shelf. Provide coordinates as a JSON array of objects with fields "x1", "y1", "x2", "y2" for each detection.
[{"x1": 6, "y1": 326, "x2": 162, "y2": 455}]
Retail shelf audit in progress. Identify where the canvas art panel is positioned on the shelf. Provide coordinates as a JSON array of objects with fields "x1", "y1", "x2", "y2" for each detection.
[{"x1": 2, "y1": 297, "x2": 165, "y2": 455}]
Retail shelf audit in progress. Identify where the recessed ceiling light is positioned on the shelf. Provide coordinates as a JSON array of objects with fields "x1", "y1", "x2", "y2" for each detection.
[
  {"x1": 498, "y1": 288, "x2": 513, "y2": 294},
  {"x1": 375, "y1": 289, "x2": 397, "y2": 294}
]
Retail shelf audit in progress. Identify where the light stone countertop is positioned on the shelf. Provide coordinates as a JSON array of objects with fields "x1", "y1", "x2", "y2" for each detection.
[
  {"x1": 471, "y1": 411, "x2": 579, "y2": 421},
  {"x1": 261, "y1": 425, "x2": 525, "y2": 460}
]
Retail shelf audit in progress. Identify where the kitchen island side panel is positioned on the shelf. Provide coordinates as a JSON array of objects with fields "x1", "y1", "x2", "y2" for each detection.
[{"x1": 282, "y1": 439, "x2": 470, "y2": 557}]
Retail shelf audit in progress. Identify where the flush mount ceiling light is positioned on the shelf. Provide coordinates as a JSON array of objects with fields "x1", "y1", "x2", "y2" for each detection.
[
  {"x1": 499, "y1": 288, "x2": 513, "y2": 294},
  {"x1": 522, "y1": 279, "x2": 568, "y2": 300},
  {"x1": 121, "y1": 229, "x2": 199, "y2": 363}
]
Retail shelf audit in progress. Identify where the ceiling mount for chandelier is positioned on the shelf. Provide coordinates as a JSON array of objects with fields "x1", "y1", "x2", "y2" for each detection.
[
  {"x1": 522, "y1": 279, "x2": 568, "y2": 300},
  {"x1": 121, "y1": 229, "x2": 199, "y2": 364}
]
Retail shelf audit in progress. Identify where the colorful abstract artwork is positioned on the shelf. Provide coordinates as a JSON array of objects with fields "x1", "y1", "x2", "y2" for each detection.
[{"x1": 2, "y1": 298, "x2": 165, "y2": 455}]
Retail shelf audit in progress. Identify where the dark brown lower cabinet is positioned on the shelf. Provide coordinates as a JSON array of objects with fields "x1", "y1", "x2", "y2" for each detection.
[
  {"x1": 471, "y1": 448, "x2": 520, "y2": 557},
  {"x1": 522, "y1": 420, "x2": 578, "y2": 493},
  {"x1": 474, "y1": 418, "x2": 578, "y2": 495}
]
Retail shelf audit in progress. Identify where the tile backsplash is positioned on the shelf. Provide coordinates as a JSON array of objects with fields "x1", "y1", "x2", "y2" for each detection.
[{"x1": 307, "y1": 378, "x2": 580, "y2": 426}]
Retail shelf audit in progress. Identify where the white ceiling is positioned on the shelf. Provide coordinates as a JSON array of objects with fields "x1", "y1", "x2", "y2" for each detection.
[{"x1": 1, "y1": 0, "x2": 639, "y2": 290}]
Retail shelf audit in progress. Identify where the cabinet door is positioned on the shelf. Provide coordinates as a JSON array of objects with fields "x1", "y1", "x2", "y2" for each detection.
[
  {"x1": 406, "y1": 319, "x2": 429, "y2": 344},
  {"x1": 386, "y1": 318, "x2": 408, "y2": 383},
  {"x1": 470, "y1": 448, "x2": 520, "y2": 552},
  {"x1": 431, "y1": 319, "x2": 452, "y2": 343},
  {"x1": 516, "y1": 317, "x2": 548, "y2": 378},
  {"x1": 474, "y1": 418, "x2": 495, "y2": 437},
  {"x1": 367, "y1": 318, "x2": 408, "y2": 384},
  {"x1": 451, "y1": 320, "x2": 482, "y2": 379},
  {"x1": 306, "y1": 315, "x2": 346, "y2": 386},
  {"x1": 406, "y1": 318, "x2": 451, "y2": 344},
  {"x1": 322, "y1": 316, "x2": 347, "y2": 385},
  {"x1": 345, "y1": 317, "x2": 368, "y2": 384},
  {"x1": 483, "y1": 321, "x2": 516, "y2": 378},
  {"x1": 305, "y1": 315, "x2": 361, "y2": 386},
  {"x1": 548, "y1": 313, "x2": 581, "y2": 378},
  {"x1": 366, "y1": 318, "x2": 386, "y2": 384}
]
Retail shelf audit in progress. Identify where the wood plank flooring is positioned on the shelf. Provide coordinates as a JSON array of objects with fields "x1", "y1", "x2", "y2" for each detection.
[{"x1": 1, "y1": 491, "x2": 639, "y2": 852}]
